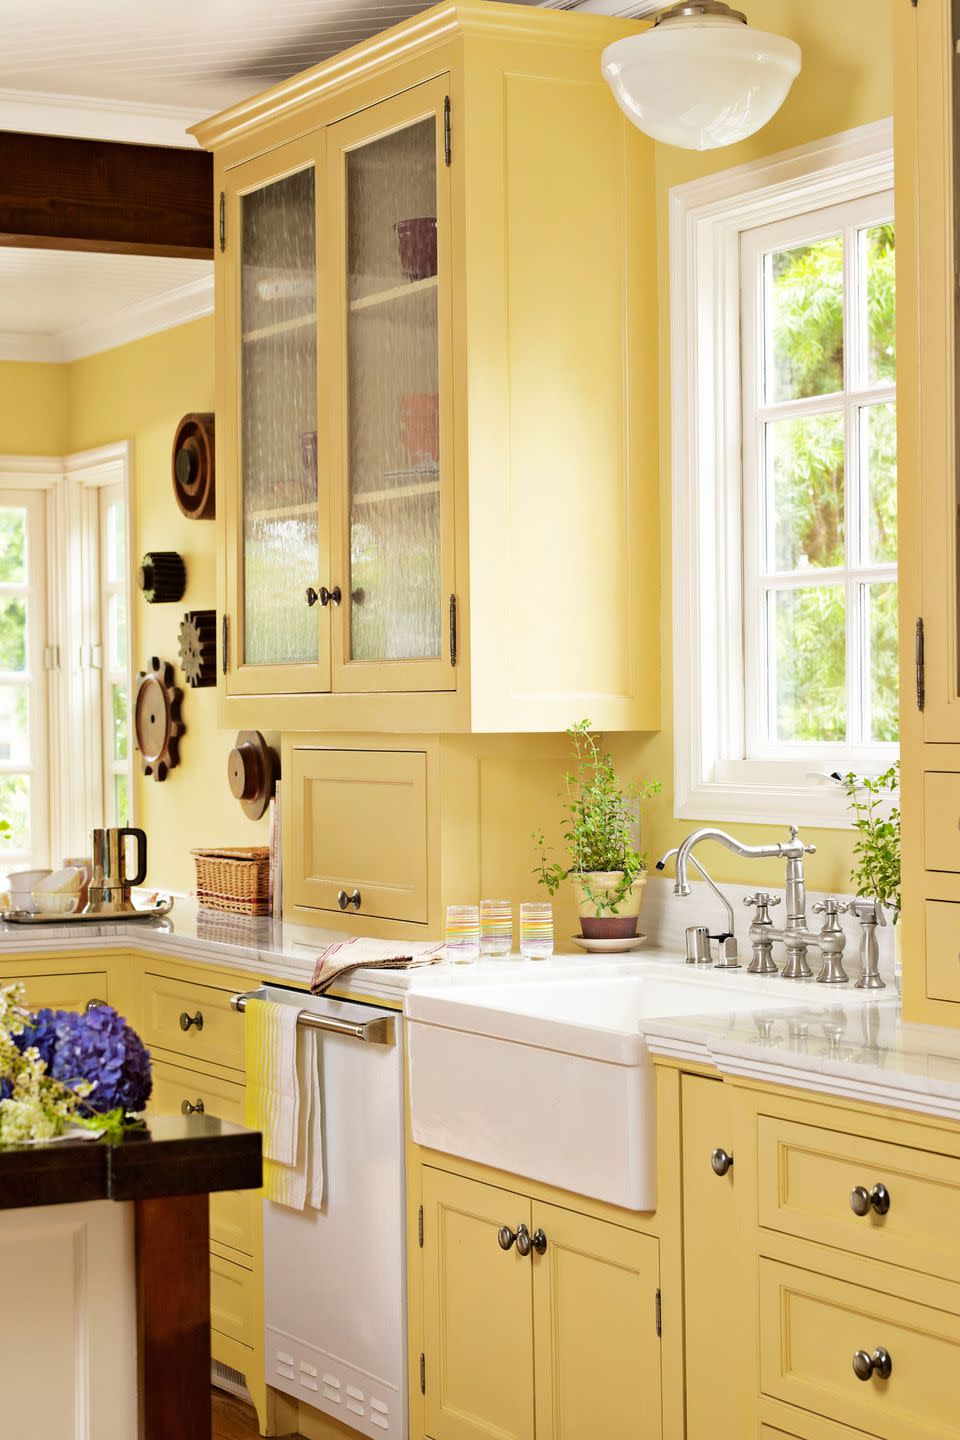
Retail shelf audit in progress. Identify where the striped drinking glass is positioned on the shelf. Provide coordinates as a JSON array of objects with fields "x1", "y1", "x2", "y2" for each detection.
[
  {"x1": 445, "y1": 904, "x2": 481, "y2": 964},
  {"x1": 480, "y1": 898, "x2": 513, "y2": 957},
  {"x1": 519, "y1": 902, "x2": 554, "y2": 960}
]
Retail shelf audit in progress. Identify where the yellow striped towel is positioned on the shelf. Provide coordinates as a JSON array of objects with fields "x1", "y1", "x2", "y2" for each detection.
[{"x1": 244, "y1": 998, "x2": 324, "y2": 1211}]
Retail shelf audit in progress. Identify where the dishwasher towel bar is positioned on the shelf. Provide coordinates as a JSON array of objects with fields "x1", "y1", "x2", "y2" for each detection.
[{"x1": 230, "y1": 991, "x2": 395, "y2": 1047}]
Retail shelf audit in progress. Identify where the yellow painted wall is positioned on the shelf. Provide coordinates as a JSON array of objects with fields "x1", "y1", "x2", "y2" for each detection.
[
  {"x1": 65, "y1": 316, "x2": 271, "y2": 895},
  {"x1": 610, "y1": 0, "x2": 894, "y2": 896},
  {"x1": 0, "y1": 361, "x2": 68, "y2": 455}
]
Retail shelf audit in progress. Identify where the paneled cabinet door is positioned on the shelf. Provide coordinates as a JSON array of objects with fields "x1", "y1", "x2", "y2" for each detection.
[
  {"x1": 325, "y1": 76, "x2": 456, "y2": 695},
  {"x1": 531, "y1": 1202, "x2": 662, "y2": 1440},
  {"x1": 681, "y1": 1075, "x2": 740, "y2": 1439},
  {"x1": 222, "y1": 131, "x2": 330, "y2": 697},
  {"x1": 422, "y1": 1168, "x2": 535, "y2": 1440}
]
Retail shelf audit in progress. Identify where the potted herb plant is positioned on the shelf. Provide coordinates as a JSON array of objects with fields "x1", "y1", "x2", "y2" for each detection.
[
  {"x1": 843, "y1": 763, "x2": 901, "y2": 960},
  {"x1": 535, "y1": 720, "x2": 661, "y2": 939}
]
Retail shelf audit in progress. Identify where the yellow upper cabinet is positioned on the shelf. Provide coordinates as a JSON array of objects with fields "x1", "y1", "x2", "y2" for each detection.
[
  {"x1": 194, "y1": 0, "x2": 659, "y2": 734},
  {"x1": 896, "y1": 0, "x2": 960, "y2": 1023}
]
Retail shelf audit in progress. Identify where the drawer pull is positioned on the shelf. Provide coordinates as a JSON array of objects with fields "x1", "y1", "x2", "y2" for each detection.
[
  {"x1": 180, "y1": 1098, "x2": 205, "y2": 1115},
  {"x1": 498, "y1": 1224, "x2": 520, "y2": 1252},
  {"x1": 852, "y1": 1346, "x2": 893, "y2": 1382},
  {"x1": 179, "y1": 1009, "x2": 204, "y2": 1032},
  {"x1": 850, "y1": 1183, "x2": 890, "y2": 1217},
  {"x1": 85, "y1": 998, "x2": 107, "y2": 1012},
  {"x1": 711, "y1": 1147, "x2": 734, "y2": 1177},
  {"x1": 531, "y1": 1228, "x2": 548, "y2": 1256},
  {"x1": 337, "y1": 887, "x2": 362, "y2": 912}
]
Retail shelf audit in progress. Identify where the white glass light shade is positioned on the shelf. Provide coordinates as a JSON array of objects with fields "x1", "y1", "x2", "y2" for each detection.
[{"x1": 601, "y1": 14, "x2": 801, "y2": 152}]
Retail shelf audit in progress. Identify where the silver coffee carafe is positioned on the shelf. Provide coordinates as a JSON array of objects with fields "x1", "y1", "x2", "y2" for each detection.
[{"x1": 85, "y1": 827, "x2": 148, "y2": 914}]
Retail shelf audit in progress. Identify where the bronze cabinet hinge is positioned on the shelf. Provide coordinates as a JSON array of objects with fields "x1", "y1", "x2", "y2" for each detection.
[
  {"x1": 418, "y1": 1205, "x2": 424, "y2": 1247},
  {"x1": 655, "y1": 1288, "x2": 662, "y2": 1338},
  {"x1": 449, "y1": 594, "x2": 458, "y2": 667},
  {"x1": 218, "y1": 192, "x2": 225, "y2": 252},
  {"x1": 221, "y1": 614, "x2": 229, "y2": 675},
  {"x1": 419, "y1": 1353, "x2": 426, "y2": 1394},
  {"x1": 443, "y1": 96, "x2": 452, "y2": 167},
  {"x1": 916, "y1": 615, "x2": 925, "y2": 711}
]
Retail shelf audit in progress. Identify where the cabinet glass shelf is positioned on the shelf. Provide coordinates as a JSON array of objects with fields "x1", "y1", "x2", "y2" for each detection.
[
  {"x1": 348, "y1": 275, "x2": 437, "y2": 313},
  {"x1": 242, "y1": 312, "x2": 317, "y2": 344}
]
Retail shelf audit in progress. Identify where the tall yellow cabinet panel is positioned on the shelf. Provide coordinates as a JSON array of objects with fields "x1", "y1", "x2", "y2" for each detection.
[
  {"x1": 195, "y1": 0, "x2": 659, "y2": 735},
  {"x1": 896, "y1": 0, "x2": 960, "y2": 1023},
  {"x1": 422, "y1": 1168, "x2": 536, "y2": 1440},
  {"x1": 531, "y1": 1202, "x2": 662, "y2": 1440}
]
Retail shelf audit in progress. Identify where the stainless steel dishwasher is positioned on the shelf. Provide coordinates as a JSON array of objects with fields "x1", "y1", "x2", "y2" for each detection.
[{"x1": 232, "y1": 983, "x2": 407, "y2": 1439}]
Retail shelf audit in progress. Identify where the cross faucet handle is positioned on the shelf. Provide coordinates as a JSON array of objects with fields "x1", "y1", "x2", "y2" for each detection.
[
  {"x1": 744, "y1": 892, "x2": 781, "y2": 909},
  {"x1": 812, "y1": 898, "x2": 842, "y2": 916}
]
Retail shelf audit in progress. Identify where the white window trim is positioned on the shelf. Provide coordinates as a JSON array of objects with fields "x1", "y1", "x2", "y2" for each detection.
[
  {"x1": 670, "y1": 117, "x2": 895, "y2": 830},
  {"x1": 0, "y1": 441, "x2": 134, "y2": 869}
]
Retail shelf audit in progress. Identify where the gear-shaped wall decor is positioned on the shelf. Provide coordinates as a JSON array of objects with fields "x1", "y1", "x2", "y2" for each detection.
[
  {"x1": 178, "y1": 609, "x2": 217, "y2": 688},
  {"x1": 135, "y1": 658, "x2": 184, "y2": 782}
]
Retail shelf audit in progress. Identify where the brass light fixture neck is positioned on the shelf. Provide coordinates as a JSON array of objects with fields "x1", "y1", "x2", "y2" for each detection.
[{"x1": 655, "y1": 2, "x2": 749, "y2": 26}]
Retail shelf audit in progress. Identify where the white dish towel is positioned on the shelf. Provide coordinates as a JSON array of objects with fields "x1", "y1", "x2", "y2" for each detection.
[{"x1": 245, "y1": 999, "x2": 325, "y2": 1212}]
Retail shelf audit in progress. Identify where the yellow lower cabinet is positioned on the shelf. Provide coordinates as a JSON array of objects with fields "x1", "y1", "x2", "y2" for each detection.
[
  {"x1": 422, "y1": 1167, "x2": 535, "y2": 1440},
  {"x1": 3, "y1": 970, "x2": 109, "y2": 1012},
  {"x1": 531, "y1": 1201, "x2": 661, "y2": 1440},
  {"x1": 681, "y1": 1075, "x2": 739, "y2": 1439},
  {"x1": 759, "y1": 1257, "x2": 960, "y2": 1439}
]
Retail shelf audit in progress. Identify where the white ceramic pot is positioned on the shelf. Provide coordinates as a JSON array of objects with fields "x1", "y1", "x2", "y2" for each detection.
[{"x1": 572, "y1": 871, "x2": 647, "y2": 938}]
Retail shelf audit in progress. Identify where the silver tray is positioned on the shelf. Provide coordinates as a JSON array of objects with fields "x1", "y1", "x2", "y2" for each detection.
[{"x1": 1, "y1": 897, "x2": 174, "y2": 925}]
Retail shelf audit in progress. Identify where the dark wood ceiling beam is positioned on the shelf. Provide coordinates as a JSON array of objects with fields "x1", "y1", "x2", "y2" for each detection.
[{"x1": 0, "y1": 131, "x2": 213, "y2": 259}]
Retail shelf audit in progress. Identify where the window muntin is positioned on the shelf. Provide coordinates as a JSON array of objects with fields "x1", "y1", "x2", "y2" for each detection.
[
  {"x1": 741, "y1": 193, "x2": 897, "y2": 763},
  {"x1": 99, "y1": 484, "x2": 132, "y2": 826}
]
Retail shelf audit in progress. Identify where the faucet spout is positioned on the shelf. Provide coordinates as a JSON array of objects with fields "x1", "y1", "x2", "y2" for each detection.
[
  {"x1": 672, "y1": 826, "x2": 790, "y2": 899},
  {"x1": 656, "y1": 845, "x2": 735, "y2": 940}
]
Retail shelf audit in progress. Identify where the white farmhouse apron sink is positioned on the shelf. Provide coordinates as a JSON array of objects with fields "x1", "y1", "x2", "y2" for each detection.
[{"x1": 405, "y1": 962, "x2": 883, "y2": 1211}]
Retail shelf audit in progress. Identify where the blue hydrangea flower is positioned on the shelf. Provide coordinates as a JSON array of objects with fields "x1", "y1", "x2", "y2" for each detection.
[{"x1": 16, "y1": 1005, "x2": 152, "y2": 1114}]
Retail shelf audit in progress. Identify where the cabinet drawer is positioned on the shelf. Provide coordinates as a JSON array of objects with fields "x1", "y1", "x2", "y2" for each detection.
[
  {"x1": 757, "y1": 1114, "x2": 960, "y2": 1285},
  {"x1": 925, "y1": 900, "x2": 960, "y2": 1003},
  {"x1": 923, "y1": 772, "x2": 960, "y2": 871},
  {"x1": 143, "y1": 972, "x2": 244, "y2": 1072},
  {"x1": 149, "y1": 1059, "x2": 256, "y2": 1258},
  {"x1": 759, "y1": 1258, "x2": 960, "y2": 1439},
  {"x1": 11, "y1": 971, "x2": 108, "y2": 1013},
  {"x1": 286, "y1": 746, "x2": 428, "y2": 923},
  {"x1": 211, "y1": 1250, "x2": 257, "y2": 1350}
]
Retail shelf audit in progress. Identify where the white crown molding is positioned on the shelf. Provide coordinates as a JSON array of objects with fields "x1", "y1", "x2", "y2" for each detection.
[
  {"x1": 0, "y1": 274, "x2": 214, "y2": 366},
  {"x1": 59, "y1": 273, "x2": 214, "y2": 362},
  {"x1": 0, "y1": 454, "x2": 64, "y2": 489},
  {"x1": 0, "y1": 86, "x2": 204, "y2": 148},
  {"x1": 0, "y1": 331, "x2": 64, "y2": 363},
  {"x1": 542, "y1": 0, "x2": 660, "y2": 12}
]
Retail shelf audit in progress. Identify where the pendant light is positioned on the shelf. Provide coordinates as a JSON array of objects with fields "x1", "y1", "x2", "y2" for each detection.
[{"x1": 601, "y1": 1, "x2": 801, "y2": 152}]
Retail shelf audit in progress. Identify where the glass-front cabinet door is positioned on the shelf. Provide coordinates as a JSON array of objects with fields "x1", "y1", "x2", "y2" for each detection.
[
  {"x1": 223, "y1": 133, "x2": 330, "y2": 695},
  {"x1": 325, "y1": 78, "x2": 455, "y2": 693}
]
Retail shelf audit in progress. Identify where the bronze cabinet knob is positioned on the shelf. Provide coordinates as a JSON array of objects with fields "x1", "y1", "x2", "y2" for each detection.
[
  {"x1": 179, "y1": 1010, "x2": 204, "y2": 1032},
  {"x1": 853, "y1": 1347, "x2": 892, "y2": 1382},
  {"x1": 850, "y1": 1183, "x2": 890, "y2": 1217},
  {"x1": 711, "y1": 1148, "x2": 734, "y2": 1177},
  {"x1": 181, "y1": 1098, "x2": 205, "y2": 1115}
]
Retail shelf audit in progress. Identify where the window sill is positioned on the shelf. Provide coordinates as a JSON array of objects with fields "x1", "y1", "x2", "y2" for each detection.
[{"x1": 676, "y1": 775, "x2": 855, "y2": 831}]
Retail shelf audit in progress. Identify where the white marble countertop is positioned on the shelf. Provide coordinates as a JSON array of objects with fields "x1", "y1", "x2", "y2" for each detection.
[{"x1": 6, "y1": 902, "x2": 960, "y2": 1123}]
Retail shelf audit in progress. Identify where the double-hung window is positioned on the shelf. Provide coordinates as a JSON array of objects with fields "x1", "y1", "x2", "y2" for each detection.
[
  {"x1": 672, "y1": 121, "x2": 897, "y2": 828},
  {"x1": 0, "y1": 492, "x2": 49, "y2": 871}
]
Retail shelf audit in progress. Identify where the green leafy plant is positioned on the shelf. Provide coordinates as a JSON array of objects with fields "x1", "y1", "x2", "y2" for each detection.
[
  {"x1": 842, "y1": 762, "x2": 900, "y2": 921},
  {"x1": 534, "y1": 720, "x2": 661, "y2": 916}
]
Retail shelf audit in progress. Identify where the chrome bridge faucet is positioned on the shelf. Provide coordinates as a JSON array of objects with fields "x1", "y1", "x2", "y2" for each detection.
[{"x1": 663, "y1": 824, "x2": 849, "y2": 983}]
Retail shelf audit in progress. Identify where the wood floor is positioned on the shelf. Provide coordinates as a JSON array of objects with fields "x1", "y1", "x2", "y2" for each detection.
[{"x1": 212, "y1": 1389, "x2": 302, "y2": 1440}]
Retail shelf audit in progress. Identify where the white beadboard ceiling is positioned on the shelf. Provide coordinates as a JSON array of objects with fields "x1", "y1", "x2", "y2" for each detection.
[{"x1": 0, "y1": 0, "x2": 656, "y2": 363}]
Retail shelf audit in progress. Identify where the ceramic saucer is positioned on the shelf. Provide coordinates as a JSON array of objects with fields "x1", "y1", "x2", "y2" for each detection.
[{"x1": 571, "y1": 934, "x2": 647, "y2": 954}]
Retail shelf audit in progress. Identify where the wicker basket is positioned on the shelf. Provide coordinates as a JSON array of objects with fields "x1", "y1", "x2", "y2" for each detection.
[{"x1": 192, "y1": 847, "x2": 272, "y2": 916}]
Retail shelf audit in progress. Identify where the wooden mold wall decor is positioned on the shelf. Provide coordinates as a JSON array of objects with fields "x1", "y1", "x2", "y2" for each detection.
[
  {"x1": 178, "y1": 609, "x2": 217, "y2": 688},
  {"x1": 138, "y1": 551, "x2": 186, "y2": 604},
  {"x1": 135, "y1": 658, "x2": 184, "y2": 782},
  {"x1": 227, "y1": 731, "x2": 279, "y2": 821},
  {"x1": 172, "y1": 412, "x2": 215, "y2": 520}
]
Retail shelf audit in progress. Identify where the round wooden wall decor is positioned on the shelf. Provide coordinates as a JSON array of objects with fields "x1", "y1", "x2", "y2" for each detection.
[
  {"x1": 172, "y1": 412, "x2": 215, "y2": 520},
  {"x1": 178, "y1": 609, "x2": 216, "y2": 688},
  {"x1": 135, "y1": 658, "x2": 184, "y2": 782},
  {"x1": 227, "y1": 731, "x2": 279, "y2": 821}
]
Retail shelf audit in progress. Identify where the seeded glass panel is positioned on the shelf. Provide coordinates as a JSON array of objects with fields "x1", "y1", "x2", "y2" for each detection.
[
  {"x1": 114, "y1": 774, "x2": 129, "y2": 826},
  {"x1": 345, "y1": 118, "x2": 442, "y2": 662},
  {"x1": 866, "y1": 580, "x2": 899, "y2": 742},
  {"x1": 864, "y1": 223, "x2": 896, "y2": 387},
  {"x1": 0, "y1": 774, "x2": 30, "y2": 851},
  {"x1": 766, "y1": 235, "x2": 844, "y2": 402},
  {"x1": 0, "y1": 597, "x2": 26, "y2": 672},
  {"x1": 771, "y1": 586, "x2": 846, "y2": 742},
  {"x1": 862, "y1": 401, "x2": 897, "y2": 563},
  {"x1": 240, "y1": 166, "x2": 318, "y2": 667},
  {"x1": 112, "y1": 682, "x2": 129, "y2": 762},
  {"x1": 766, "y1": 412, "x2": 845, "y2": 571},
  {"x1": 0, "y1": 685, "x2": 29, "y2": 763},
  {"x1": 0, "y1": 508, "x2": 26, "y2": 583}
]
